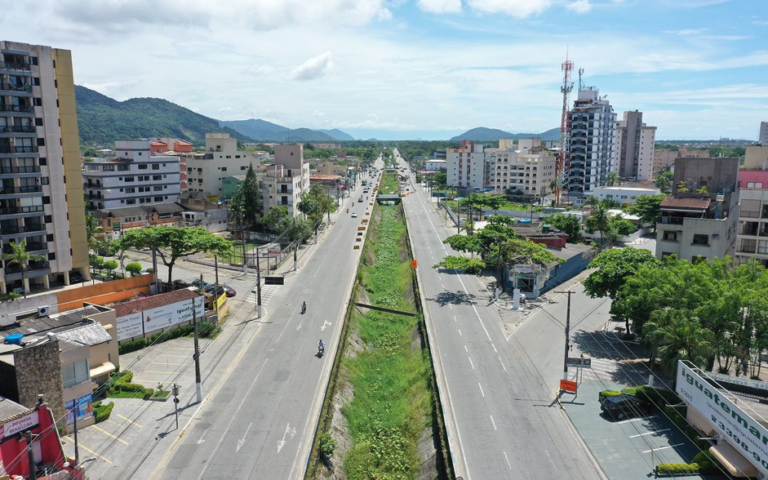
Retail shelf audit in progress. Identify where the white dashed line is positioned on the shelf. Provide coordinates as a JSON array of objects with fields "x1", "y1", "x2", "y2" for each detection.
[
  {"x1": 490, "y1": 415, "x2": 497, "y2": 430},
  {"x1": 458, "y1": 328, "x2": 462, "y2": 336},
  {"x1": 464, "y1": 345, "x2": 468, "y2": 352},
  {"x1": 492, "y1": 343, "x2": 497, "y2": 353},
  {"x1": 503, "y1": 451, "x2": 512, "y2": 469},
  {"x1": 478, "y1": 382, "x2": 485, "y2": 397},
  {"x1": 498, "y1": 355, "x2": 507, "y2": 372},
  {"x1": 468, "y1": 357, "x2": 475, "y2": 369}
]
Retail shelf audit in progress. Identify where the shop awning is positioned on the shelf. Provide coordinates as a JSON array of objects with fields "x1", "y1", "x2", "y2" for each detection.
[
  {"x1": 90, "y1": 362, "x2": 116, "y2": 378},
  {"x1": 710, "y1": 443, "x2": 758, "y2": 478}
]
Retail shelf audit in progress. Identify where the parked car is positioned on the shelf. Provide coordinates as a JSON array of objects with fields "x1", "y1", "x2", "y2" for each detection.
[
  {"x1": 192, "y1": 279, "x2": 209, "y2": 289},
  {"x1": 222, "y1": 285, "x2": 236, "y2": 297},
  {"x1": 600, "y1": 394, "x2": 650, "y2": 420},
  {"x1": 204, "y1": 284, "x2": 226, "y2": 297}
]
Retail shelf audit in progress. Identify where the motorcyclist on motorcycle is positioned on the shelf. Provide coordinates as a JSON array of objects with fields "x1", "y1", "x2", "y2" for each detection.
[
  {"x1": 302, "y1": 301, "x2": 307, "y2": 313},
  {"x1": 318, "y1": 339, "x2": 325, "y2": 354}
]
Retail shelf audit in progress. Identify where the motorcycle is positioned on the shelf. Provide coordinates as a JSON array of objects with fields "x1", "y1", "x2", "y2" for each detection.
[
  {"x1": 301, "y1": 302, "x2": 307, "y2": 314},
  {"x1": 346, "y1": 208, "x2": 349, "y2": 213},
  {"x1": 318, "y1": 344, "x2": 325, "y2": 357}
]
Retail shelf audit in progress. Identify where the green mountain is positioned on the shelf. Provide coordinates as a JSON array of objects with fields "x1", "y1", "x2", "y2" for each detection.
[
  {"x1": 75, "y1": 85, "x2": 251, "y2": 145},
  {"x1": 219, "y1": 119, "x2": 354, "y2": 142},
  {"x1": 450, "y1": 127, "x2": 560, "y2": 142}
]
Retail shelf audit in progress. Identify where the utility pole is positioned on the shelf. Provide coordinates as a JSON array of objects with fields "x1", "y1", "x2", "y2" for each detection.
[
  {"x1": 241, "y1": 223, "x2": 248, "y2": 274},
  {"x1": 26, "y1": 431, "x2": 35, "y2": 480},
  {"x1": 172, "y1": 383, "x2": 180, "y2": 429},
  {"x1": 293, "y1": 217, "x2": 298, "y2": 271},
  {"x1": 255, "y1": 245, "x2": 263, "y2": 318},
  {"x1": 457, "y1": 198, "x2": 461, "y2": 234},
  {"x1": 72, "y1": 404, "x2": 80, "y2": 467},
  {"x1": 555, "y1": 290, "x2": 574, "y2": 380},
  {"x1": 214, "y1": 255, "x2": 219, "y2": 321},
  {"x1": 193, "y1": 275, "x2": 203, "y2": 403}
]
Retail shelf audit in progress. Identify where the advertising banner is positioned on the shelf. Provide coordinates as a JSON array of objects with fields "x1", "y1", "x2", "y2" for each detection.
[
  {"x1": 65, "y1": 394, "x2": 93, "y2": 426},
  {"x1": 175, "y1": 296, "x2": 204, "y2": 325},
  {"x1": 0, "y1": 411, "x2": 39, "y2": 440},
  {"x1": 677, "y1": 361, "x2": 768, "y2": 476},
  {"x1": 117, "y1": 311, "x2": 144, "y2": 341},
  {"x1": 144, "y1": 296, "x2": 204, "y2": 334}
]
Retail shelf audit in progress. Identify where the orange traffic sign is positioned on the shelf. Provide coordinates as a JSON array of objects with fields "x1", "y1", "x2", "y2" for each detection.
[
  {"x1": 411, "y1": 260, "x2": 418, "y2": 269},
  {"x1": 560, "y1": 379, "x2": 577, "y2": 393}
]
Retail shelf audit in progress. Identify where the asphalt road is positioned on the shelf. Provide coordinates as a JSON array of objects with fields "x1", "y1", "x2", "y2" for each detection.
[
  {"x1": 150, "y1": 159, "x2": 383, "y2": 480},
  {"x1": 399, "y1": 153, "x2": 605, "y2": 480}
]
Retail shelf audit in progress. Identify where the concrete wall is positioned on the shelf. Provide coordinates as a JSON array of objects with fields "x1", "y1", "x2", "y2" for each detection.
[
  {"x1": 744, "y1": 146, "x2": 768, "y2": 170},
  {"x1": 56, "y1": 274, "x2": 154, "y2": 311}
]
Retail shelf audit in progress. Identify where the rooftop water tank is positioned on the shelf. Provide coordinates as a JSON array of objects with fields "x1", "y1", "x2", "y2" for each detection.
[{"x1": 5, "y1": 333, "x2": 23, "y2": 345}]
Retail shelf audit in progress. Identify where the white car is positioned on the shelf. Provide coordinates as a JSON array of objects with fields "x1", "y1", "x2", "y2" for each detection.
[{"x1": 351, "y1": 212, "x2": 358, "y2": 218}]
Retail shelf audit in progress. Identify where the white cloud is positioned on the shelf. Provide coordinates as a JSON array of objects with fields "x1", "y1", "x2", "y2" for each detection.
[
  {"x1": 247, "y1": 65, "x2": 275, "y2": 76},
  {"x1": 377, "y1": 8, "x2": 393, "y2": 20},
  {"x1": 663, "y1": 28, "x2": 707, "y2": 35},
  {"x1": 566, "y1": 0, "x2": 592, "y2": 13},
  {"x1": 291, "y1": 52, "x2": 334, "y2": 81},
  {"x1": 417, "y1": 0, "x2": 462, "y2": 14},
  {"x1": 466, "y1": 0, "x2": 552, "y2": 17}
]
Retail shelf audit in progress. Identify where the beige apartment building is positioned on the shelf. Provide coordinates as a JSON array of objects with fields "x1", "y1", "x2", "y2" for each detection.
[
  {"x1": 485, "y1": 140, "x2": 556, "y2": 198},
  {"x1": 744, "y1": 145, "x2": 768, "y2": 170},
  {"x1": 652, "y1": 146, "x2": 709, "y2": 174},
  {"x1": 258, "y1": 144, "x2": 310, "y2": 217},
  {"x1": 186, "y1": 133, "x2": 262, "y2": 199},
  {"x1": 0, "y1": 41, "x2": 89, "y2": 293},
  {"x1": 613, "y1": 111, "x2": 656, "y2": 181}
]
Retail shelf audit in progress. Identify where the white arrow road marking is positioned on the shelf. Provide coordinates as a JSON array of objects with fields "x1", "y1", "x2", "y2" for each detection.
[
  {"x1": 236, "y1": 423, "x2": 253, "y2": 453},
  {"x1": 321, "y1": 320, "x2": 332, "y2": 331},
  {"x1": 277, "y1": 423, "x2": 296, "y2": 453},
  {"x1": 196, "y1": 429, "x2": 208, "y2": 445}
]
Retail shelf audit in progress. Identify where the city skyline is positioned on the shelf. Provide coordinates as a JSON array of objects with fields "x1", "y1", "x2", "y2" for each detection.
[{"x1": 2, "y1": 0, "x2": 767, "y2": 140}]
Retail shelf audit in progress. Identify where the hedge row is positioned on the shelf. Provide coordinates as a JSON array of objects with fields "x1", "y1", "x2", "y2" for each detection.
[
  {"x1": 118, "y1": 321, "x2": 220, "y2": 355},
  {"x1": 108, "y1": 370, "x2": 154, "y2": 400},
  {"x1": 93, "y1": 401, "x2": 114, "y2": 423},
  {"x1": 656, "y1": 463, "x2": 699, "y2": 475}
]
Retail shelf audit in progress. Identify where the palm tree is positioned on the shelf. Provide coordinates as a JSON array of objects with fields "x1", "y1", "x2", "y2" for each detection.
[
  {"x1": 85, "y1": 212, "x2": 105, "y2": 254},
  {"x1": 605, "y1": 172, "x2": 621, "y2": 187},
  {"x1": 3, "y1": 240, "x2": 45, "y2": 298},
  {"x1": 589, "y1": 201, "x2": 612, "y2": 246},
  {"x1": 643, "y1": 308, "x2": 715, "y2": 373}
]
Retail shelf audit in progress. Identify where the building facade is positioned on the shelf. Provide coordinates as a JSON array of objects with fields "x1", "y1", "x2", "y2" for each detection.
[
  {"x1": 652, "y1": 146, "x2": 710, "y2": 174},
  {"x1": 613, "y1": 111, "x2": 656, "y2": 181},
  {"x1": 447, "y1": 140, "x2": 486, "y2": 189},
  {"x1": 487, "y1": 147, "x2": 555, "y2": 198},
  {"x1": 258, "y1": 144, "x2": 310, "y2": 217},
  {"x1": 83, "y1": 140, "x2": 181, "y2": 210},
  {"x1": 735, "y1": 169, "x2": 768, "y2": 267},
  {"x1": 591, "y1": 186, "x2": 661, "y2": 205},
  {"x1": 186, "y1": 133, "x2": 261, "y2": 198},
  {"x1": 760, "y1": 121, "x2": 768, "y2": 145},
  {"x1": 566, "y1": 87, "x2": 617, "y2": 199},
  {"x1": 744, "y1": 145, "x2": 768, "y2": 170},
  {"x1": 655, "y1": 157, "x2": 740, "y2": 262},
  {"x1": 0, "y1": 41, "x2": 90, "y2": 293}
]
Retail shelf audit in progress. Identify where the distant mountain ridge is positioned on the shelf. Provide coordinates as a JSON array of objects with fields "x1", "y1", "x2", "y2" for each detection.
[
  {"x1": 75, "y1": 85, "x2": 251, "y2": 145},
  {"x1": 219, "y1": 119, "x2": 354, "y2": 142},
  {"x1": 450, "y1": 127, "x2": 560, "y2": 142}
]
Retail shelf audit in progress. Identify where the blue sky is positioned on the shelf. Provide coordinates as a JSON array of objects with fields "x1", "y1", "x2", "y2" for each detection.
[{"x1": 2, "y1": 0, "x2": 767, "y2": 140}]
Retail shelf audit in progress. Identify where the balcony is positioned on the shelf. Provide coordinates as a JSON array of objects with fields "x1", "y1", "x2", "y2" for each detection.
[
  {"x1": 0, "y1": 104, "x2": 34, "y2": 113},
  {"x1": 0, "y1": 146, "x2": 38, "y2": 154},
  {"x1": 0, "y1": 165, "x2": 40, "y2": 174},
  {"x1": 1, "y1": 126, "x2": 36, "y2": 134},
  {"x1": 3, "y1": 241, "x2": 45, "y2": 254},
  {"x1": 0, "y1": 185, "x2": 42, "y2": 194},
  {"x1": 1, "y1": 224, "x2": 46, "y2": 235},
  {"x1": 0, "y1": 82, "x2": 32, "y2": 94},
  {"x1": 5, "y1": 261, "x2": 50, "y2": 275},
  {"x1": 0, "y1": 205, "x2": 44, "y2": 215},
  {"x1": 660, "y1": 216, "x2": 685, "y2": 225},
  {"x1": 0, "y1": 61, "x2": 31, "y2": 71}
]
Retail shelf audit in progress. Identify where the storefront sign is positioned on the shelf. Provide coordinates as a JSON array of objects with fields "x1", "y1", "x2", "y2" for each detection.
[
  {"x1": 144, "y1": 296, "x2": 204, "y2": 334},
  {"x1": 65, "y1": 394, "x2": 93, "y2": 426},
  {"x1": 706, "y1": 371, "x2": 768, "y2": 392},
  {"x1": 117, "y1": 311, "x2": 144, "y2": 341},
  {"x1": 677, "y1": 362, "x2": 768, "y2": 476},
  {"x1": 0, "y1": 411, "x2": 39, "y2": 440}
]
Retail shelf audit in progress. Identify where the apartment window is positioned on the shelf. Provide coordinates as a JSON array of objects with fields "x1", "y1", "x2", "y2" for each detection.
[
  {"x1": 221, "y1": 167, "x2": 227, "y2": 172},
  {"x1": 33, "y1": 98, "x2": 42, "y2": 107},
  {"x1": 154, "y1": 196, "x2": 163, "y2": 202},
  {"x1": 48, "y1": 252, "x2": 55, "y2": 261},
  {"x1": 692, "y1": 234, "x2": 709, "y2": 246},
  {"x1": 126, "y1": 199, "x2": 136, "y2": 205},
  {"x1": 152, "y1": 164, "x2": 159, "y2": 170},
  {"x1": 241, "y1": 166, "x2": 247, "y2": 170},
  {"x1": 44, "y1": 215, "x2": 52, "y2": 223},
  {"x1": 758, "y1": 241, "x2": 768, "y2": 254},
  {"x1": 118, "y1": 165, "x2": 130, "y2": 171},
  {"x1": 138, "y1": 164, "x2": 148, "y2": 170},
  {"x1": 36, "y1": 138, "x2": 45, "y2": 147},
  {"x1": 124, "y1": 176, "x2": 134, "y2": 182},
  {"x1": 62, "y1": 359, "x2": 89, "y2": 388},
  {"x1": 35, "y1": 118, "x2": 43, "y2": 127},
  {"x1": 39, "y1": 157, "x2": 46, "y2": 165},
  {"x1": 46, "y1": 234, "x2": 54, "y2": 242}
]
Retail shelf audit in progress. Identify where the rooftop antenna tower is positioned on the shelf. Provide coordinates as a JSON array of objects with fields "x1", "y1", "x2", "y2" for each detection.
[{"x1": 556, "y1": 50, "x2": 574, "y2": 207}]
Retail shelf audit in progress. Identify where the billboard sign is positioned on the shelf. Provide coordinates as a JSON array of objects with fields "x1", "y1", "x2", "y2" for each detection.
[
  {"x1": 677, "y1": 361, "x2": 768, "y2": 476},
  {"x1": 0, "y1": 411, "x2": 39, "y2": 440},
  {"x1": 144, "y1": 296, "x2": 204, "y2": 334},
  {"x1": 567, "y1": 357, "x2": 592, "y2": 368},
  {"x1": 117, "y1": 311, "x2": 144, "y2": 341},
  {"x1": 65, "y1": 394, "x2": 93, "y2": 426}
]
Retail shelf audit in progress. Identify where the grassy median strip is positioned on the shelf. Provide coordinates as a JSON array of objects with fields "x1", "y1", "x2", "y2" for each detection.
[{"x1": 343, "y1": 205, "x2": 432, "y2": 478}]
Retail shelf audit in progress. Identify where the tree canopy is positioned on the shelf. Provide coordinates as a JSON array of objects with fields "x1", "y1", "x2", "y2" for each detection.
[{"x1": 629, "y1": 194, "x2": 665, "y2": 230}]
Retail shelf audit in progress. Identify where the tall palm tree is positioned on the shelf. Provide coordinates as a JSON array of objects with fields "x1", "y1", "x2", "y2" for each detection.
[
  {"x1": 643, "y1": 308, "x2": 715, "y2": 373},
  {"x1": 3, "y1": 240, "x2": 45, "y2": 298},
  {"x1": 589, "y1": 201, "x2": 611, "y2": 246},
  {"x1": 85, "y1": 212, "x2": 105, "y2": 254}
]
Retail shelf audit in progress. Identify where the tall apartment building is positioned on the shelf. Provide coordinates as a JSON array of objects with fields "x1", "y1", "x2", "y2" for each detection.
[
  {"x1": 447, "y1": 140, "x2": 486, "y2": 189},
  {"x1": 566, "y1": 87, "x2": 616, "y2": 200},
  {"x1": 150, "y1": 138, "x2": 194, "y2": 191},
  {"x1": 735, "y1": 169, "x2": 768, "y2": 268},
  {"x1": 0, "y1": 41, "x2": 89, "y2": 292},
  {"x1": 655, "y1": 157, "x2": 739, "y2": 262},
  {"x1": 186, "y1": 133, "x2": 261, "y2": 198},
  {"x1": 83, "y1": 140, "x2": 181, "y2": 210},
  {"x1": 760, "y1": 121, "x2": 768, "y2": 145},
  {"x1": 485, "y1": 141, "x2": 555, "y2": 198},
  {"x1": 652, "y1": 146, "x2": 709, "y2": 174},
  {"x1": 613, "y1": 111, "x2": 656, "y2": 181},
  {"x1": 258, "y1": 144, "x2": 310, "y2": 217}
]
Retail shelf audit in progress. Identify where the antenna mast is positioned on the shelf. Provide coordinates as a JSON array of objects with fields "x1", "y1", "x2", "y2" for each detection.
[{"x1": 556, "y1": 52, "x2": 574, "y2": 207}]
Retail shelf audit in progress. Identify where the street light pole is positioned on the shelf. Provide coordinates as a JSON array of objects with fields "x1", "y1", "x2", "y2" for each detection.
[
  {"x1": 555, "y1": 290, "x2": 574, "y2": 380},
  {"x1": 293, "y1": 217, "x2": 298, "y2": 271},
  {"x1": 255, "y1": 246, "x2": 263, "y2": 318},
  {"x1": 193, "y1": 276, "x2": 203, "y2": 403}
]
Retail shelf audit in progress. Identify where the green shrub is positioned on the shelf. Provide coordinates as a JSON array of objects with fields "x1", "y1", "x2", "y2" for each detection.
[
  {"x1": 126, "y1": 262, "x2": 143, "y2": 276},
  {"x1": 598, "y1": 390, "x2": 622, "y2": 402},
  {"x1": 635, "y1": 385, "x2": 679, "y2": 406},
  {"x1": 656, "y1": 463, "x2": 699, "y2": 475},
  {"x1": 94, "y1": 401, "x2": 114, "y2": 423},
  {"x1": 692, "y1": 450, "x2": 723, "y2": 474},
  {"x1": 318, "y1": 432, "x2": 336, "y2": 464}
]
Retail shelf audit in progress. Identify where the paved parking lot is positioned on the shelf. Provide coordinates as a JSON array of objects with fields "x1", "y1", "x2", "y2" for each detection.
[{"x1": 565, "y1": 379, "x2": 703, "y2": 480}]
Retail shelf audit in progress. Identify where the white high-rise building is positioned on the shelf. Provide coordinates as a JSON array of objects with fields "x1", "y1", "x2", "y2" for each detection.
[
  {"x1": 613, "y1": 111, "x2": 656, "y2": 181},
  {"x1": 447, "y1": 140, "x2": 486, "y2": 189},
  {"x1": 760, "y1": 121, "x2": 768, "y2": 145},
  {"x1": 485, "y1": 140, "x2": 556, "y2": 198},
  {"x1": 566, "y1": 87, "x2": 616, "y2": 200},
  {"x1": 0, "y1": 41, "x2": 90, "y2": 292}
]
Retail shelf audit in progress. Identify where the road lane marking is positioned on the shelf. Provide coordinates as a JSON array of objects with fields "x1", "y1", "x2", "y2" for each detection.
[
  {"x1": 545, "y1": 449, "x2": 558, "y2": 470},
  {"x1": 453, "y1": 315, "x2": 457, "y2": 322},
  {"x1": 490, "y1": 415, "x2": 497, "y2": 430},
  {"x1": 643, "y1": 443, "x2": 684, "y2": 454},
  {"x1": 468, "y1": 357, "x2": 474, "y2": 369},
  {"x1": 478, "y1": 383, "x2": 485, "y2": 397},
  {"x1": 152, "y1": 362, "x2": 185, "y2": 366},
  {"x1": 197, "y1": 429, "x2": 208, "y2": 445},
  {"x1": 78, "y1": 442, "x2": 112, "y2": 463},
  {"x1": 491, "y1": 343, "x2": 497, "y2": 353},
  {"x1": 236, "y1": 422, "x2": 253, "y2": 453},
  {"x1": 630, "y1": 429, "x2": 669, "y2": 438},
  {"x1": 141, "y1": 370, "x2": 180, "y2": 374},
  {"x1": 118, "y1": 414, "x2": 142, "y2": 428},
  {"x1": 159, "y1": 354, "x2": 188, "y2": 358},
  {"x1": 277, "y1": 423, "x2": 297, "y2": 453},
  {"x1": 92, "y1": 425, "x2": 129, "y2": 445},
  {"x1": 503, "y1": 451, "x2": 511, "y2": 469},
  {"x1": 615, "y1": 416, "x2": 653, "y2": 425},
  {"x1": 458, "y1": 328, "x2": 462, "y2": 337},
  {"x1": 498, "y1": 355, "x2": 508, "y2": 372},
  {"x1": 448, "y1": 304, "x2": 452, "y2": 310},
  {"x1": 464, "y1": 345, "x2": 468, "y2": 352}
]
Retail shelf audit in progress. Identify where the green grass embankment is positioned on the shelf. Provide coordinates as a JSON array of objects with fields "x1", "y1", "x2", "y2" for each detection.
[
  {"x1": 343, "y1": 205, "x2": 433, "y2": 478},
  {"x1": 380, "y1": 170, "x2": 400, "y2": 195}
]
